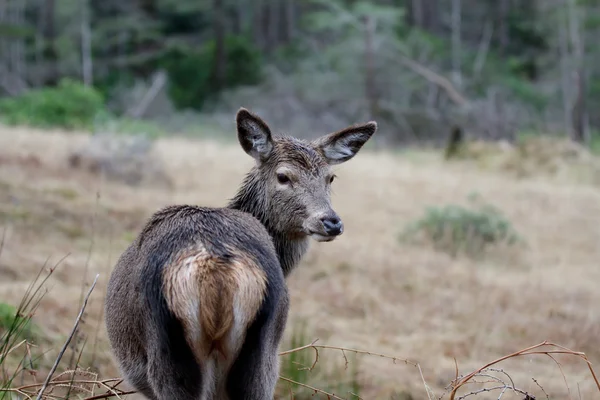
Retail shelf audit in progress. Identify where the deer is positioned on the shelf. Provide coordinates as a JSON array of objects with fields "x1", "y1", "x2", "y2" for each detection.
[{"x1": 104, "y1": 108, "x2": 377, "y2": 400}]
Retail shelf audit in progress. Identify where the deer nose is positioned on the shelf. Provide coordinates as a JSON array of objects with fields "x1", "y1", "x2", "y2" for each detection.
[{"x1": 321, "y1": 215, "x2": 343, "y2": 236}]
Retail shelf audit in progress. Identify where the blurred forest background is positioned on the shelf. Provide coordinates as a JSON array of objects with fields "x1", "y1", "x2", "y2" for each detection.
[{"x1": 0, "y1": 0, "x2": 599, "y2": 147}]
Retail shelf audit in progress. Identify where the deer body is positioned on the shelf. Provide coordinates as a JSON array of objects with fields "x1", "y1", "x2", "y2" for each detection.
[{"x1": 104, "y1": 108, "x2": 377, "y2": 399}]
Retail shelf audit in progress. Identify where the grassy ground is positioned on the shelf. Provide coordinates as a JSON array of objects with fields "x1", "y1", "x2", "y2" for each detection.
[{"x1": 1, "y1": 125, "x2": 599, "y2": 399}]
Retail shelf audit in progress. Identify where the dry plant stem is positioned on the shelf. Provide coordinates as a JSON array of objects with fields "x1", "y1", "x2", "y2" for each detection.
[
  {"x1": 1, "y1": 339, "x2": 27, "y2": 359},
  {"x1": 448, "y1": 341, "x2": 600, "y2": 400},
  {"x1": 82, "y1": 389, "x2": 137, "y2": 400},
  {"x1": 279, "y1": 340, "x2": 432, "y2": 400},
  {"x1": 279, "y1": 376, "x2": 346, "y2": 400},
  {"x1": 6, "y1": 377, "x2": 135, "y2": 399},
  {"x1": 0, "y1": 226, "x2": 6, "y2": 256},
  {"x1": 91, "y1": 227, "x2": 114, "y2": 367},
  {"x1": 70, "y1": 192, "x2": 99, "y2": 370},
  {"x1": 280, "y1": 341, "x2": 418, "y2": 367},
  {"x1": 35, "y1": 274, "x2": 100, "y2": 400}
]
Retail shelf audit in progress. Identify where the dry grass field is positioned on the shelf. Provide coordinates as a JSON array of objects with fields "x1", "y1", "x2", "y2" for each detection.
[{"x1": 1, "y1": 125, "x2": 600, "y2": 399}]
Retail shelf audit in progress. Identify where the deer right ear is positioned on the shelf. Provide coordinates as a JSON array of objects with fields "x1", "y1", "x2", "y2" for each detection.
[{"x1": 236, "y1": 108, "x2": 274, "y2": 162}]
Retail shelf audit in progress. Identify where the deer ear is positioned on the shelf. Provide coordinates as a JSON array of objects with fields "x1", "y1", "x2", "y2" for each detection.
[
  {"x1": 315, "y1": 121, "x2": 377, "y2": 165},
  {"x1": 236, "y1": 108, "x2": 274, "y2": 161}
]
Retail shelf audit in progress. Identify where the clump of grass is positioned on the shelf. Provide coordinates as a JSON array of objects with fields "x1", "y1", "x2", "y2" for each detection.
[
  {"x1": 0, "y1": 302, "x2": 40, "y2": 342},
  {"x1": 277, "y1": 321, "x2": 362, "y2": 399},
  {"x1": 0, "y1": 262, "x2": 53, "y2": 392},
  {"x1": 401, "y1": 193, "x2": 523, "y2": 258}
]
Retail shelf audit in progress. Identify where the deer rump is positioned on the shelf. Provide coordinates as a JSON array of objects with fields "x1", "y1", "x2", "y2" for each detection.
[
  {"x1": 162, "y1": 246, "x2": 268, "y2": 363},
  {"x1": 105, "y1": 205, "x2": 286, "y2": 399}
]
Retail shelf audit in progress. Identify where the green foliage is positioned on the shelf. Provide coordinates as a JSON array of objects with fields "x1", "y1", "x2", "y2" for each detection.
[
  {"x1": 401, "y1": 194, "x2": 523, "y2": 258},
  {"x1": 161, "y1": 35, "x2": 263, "y2": 111},
  {"x1": 278, "y1": 322, "x2": 361, "y2": 399},
  {"x1": 500, "y1": 76, "x2": 549, "y2": 112},
  {"x1": 0, "y1": 23, "x2": 35, "y2": 39},
  {"x1": 0, "y1": 267, "x2": 49, "y2": 393},
  {"x1": 0, "y1": 304, "x2": 30, "y2": 335},
  {"x1": 0, "y1": 79, "x2": 105, "y2": 130},
  {"x1": 279, "y1": 323, "x2": 311, "y2": 393},
  {"x1": 94, "y1": 70, "x2": 137, "y2": 105},
  {"x1": 589, "y1": 130, "x2": 600, "y2": 155}
]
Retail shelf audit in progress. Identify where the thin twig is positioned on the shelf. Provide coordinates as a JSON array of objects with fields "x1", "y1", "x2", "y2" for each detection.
[
  {"x1": 279, "y1": 376, "x2": 346, "y2": 400},
  {"x1": 532, "y1": 378, "x2": 549, "y2": 399},
  {"x1": 70, "y1": 192, "x2": 100, "y2": 370},
  {"x1": 449, "y1": 341, "x2": 600, "y2": 400},
  {"x1": 36, "y1": 274, "x2": 100, "y2": 400},
  {"x1": 279, "y1": 340, "x2": 429, "y2": 399},
  {"x1": 82, "y1": 389, "x2": 137, "y2": 400}
]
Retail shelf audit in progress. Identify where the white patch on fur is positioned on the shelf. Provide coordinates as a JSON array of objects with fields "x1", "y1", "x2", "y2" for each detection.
[
  {"x1": 199, "y1": 358, "x2": 216, "y2": 400},
  {"x1": 309, "y1": 233, "x2": 337, "y2": 242},
  {"x1": 179, "y1": 256, "x2": 203, "y2": 345},
  {"x1": 245, "y1": 120, "x2": 272, "y2": 157},
  {"x1": 322, "y1": 133, "x2": 366, "y2": 162},
  {"x1": 227, "y1": 271, "x2": 263, "y2": 354}
]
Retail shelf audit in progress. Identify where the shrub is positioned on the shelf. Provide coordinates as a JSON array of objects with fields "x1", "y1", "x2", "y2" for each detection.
[
  {"x1": 401, "y1": 194, "x2": 522, "y2": 257},
  {"x1": 0, "y1": 79, "x2": 105, "y2": 130}
]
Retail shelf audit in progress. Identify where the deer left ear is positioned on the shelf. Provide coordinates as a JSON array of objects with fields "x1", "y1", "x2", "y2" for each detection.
[
  {"x1": 314, "y1": 121, "x2": 377, "y2": 165},
  {"x1": 236, "y1": 107, "x2": 274, "y2": 162}
]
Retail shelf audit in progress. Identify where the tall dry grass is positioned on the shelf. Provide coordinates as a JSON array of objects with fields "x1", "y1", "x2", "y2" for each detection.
[{"x1": 1, "y1": 125, "x2": 600, "y2": 398}]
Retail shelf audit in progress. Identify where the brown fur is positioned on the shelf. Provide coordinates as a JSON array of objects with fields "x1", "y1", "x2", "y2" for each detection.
[
  {"x1": 163, "y1": 245, "x2": 267, "y2": 362},
  {"x1": 104, "y1": 108, "x2": 377, "y2": 400}
]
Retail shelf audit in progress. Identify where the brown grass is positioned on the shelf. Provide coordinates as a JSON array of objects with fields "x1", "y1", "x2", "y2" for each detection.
[{"x1": 1, "y1": 125, "x2": 600, "y2": 398}]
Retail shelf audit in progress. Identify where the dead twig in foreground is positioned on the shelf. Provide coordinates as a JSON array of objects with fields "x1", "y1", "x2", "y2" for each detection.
[
  {"x1": 4, "y1": 335, "x2": 598, "y2": 399},
  {"x1": 279, "y1": 376, "x2": 347, "y2": 400},
  {"x1": 279, "y1": 339, "x2": 434, "y2": 400},
  {"x1": 448, "y1": 341, "x2": 600, "y2": 400},
  {"x1": 35, "y1": 274, "x2": 99, "y2": 400}
]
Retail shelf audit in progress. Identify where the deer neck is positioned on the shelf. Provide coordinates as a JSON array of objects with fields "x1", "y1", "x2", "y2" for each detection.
[{"x1": 227, "y1": 170, "x2": 309, "y2": 277}]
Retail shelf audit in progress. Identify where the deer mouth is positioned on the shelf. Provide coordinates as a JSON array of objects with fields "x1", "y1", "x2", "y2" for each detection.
[{"x1": 308, "y1": 231, "x2": 339, "y2": 242}]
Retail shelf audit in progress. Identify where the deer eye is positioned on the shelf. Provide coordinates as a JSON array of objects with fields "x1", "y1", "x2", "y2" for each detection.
[
  {"x1": 277, "y1": 173, "x2": 291, "y2": 185},
  {"x1": 328, "y1": 174, "x2": 336, "y2": 184}
]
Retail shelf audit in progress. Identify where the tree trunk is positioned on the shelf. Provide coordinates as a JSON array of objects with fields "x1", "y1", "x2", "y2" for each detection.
[
  {"x1": 253, "y1": 0, "x2": 264, "y2": 51},
  {"x1": 567, "y1": 0, "x2": 587, "y2": 143},
  {"x1": 364, "y1": 16, "x2": 378, "y2": 121},
  {"x1": 81, "y1": 0, "x2": 93, "y2": 86},
  {"x1": 267, "y1": 0, "x2": 279, "y2": 53},
  {"x1": 451, "y1": 0, "x2": 461, "y2": 88},
  {"x1": 213, "y1": 0, "x2": 226, "y2": 92},
  {"x1": 44, "y1": 0, "x2": 58, "y2": 85},
  {"x1": 284, "y1": 0, "x2": 295, "y2": 43},
  {"x1": 421, "y1": 0, "x2": 440, "y2": 34},
  {"x1": 558, "y1": 12, "x2": 572, "y2": 138},
  {"x1": 410, "y1": 0, "x2": 423, "y2": 28},
  {"x1": 497, "y1": 0, "x2": 510, "y2": 55}
]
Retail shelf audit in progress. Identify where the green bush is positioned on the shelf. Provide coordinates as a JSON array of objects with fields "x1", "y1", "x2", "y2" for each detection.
[
  {"x1": 162, "y1": 34, "x2": 263, "y2": 110},
  {"x1": 0, "y1": 79, "x2": 105, "y2": 130},
  {"x1": 401, "y1": 194, "x2": 523, "y2": 258}
]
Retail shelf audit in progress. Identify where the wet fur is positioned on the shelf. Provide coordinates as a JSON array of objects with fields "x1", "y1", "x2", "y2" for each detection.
[
  {"x1": 105, "y1": 205, "x2": 288, "y2": 399},
  {"x1": 104, "y1": 108, "x2": 376, "y2": 400}
]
